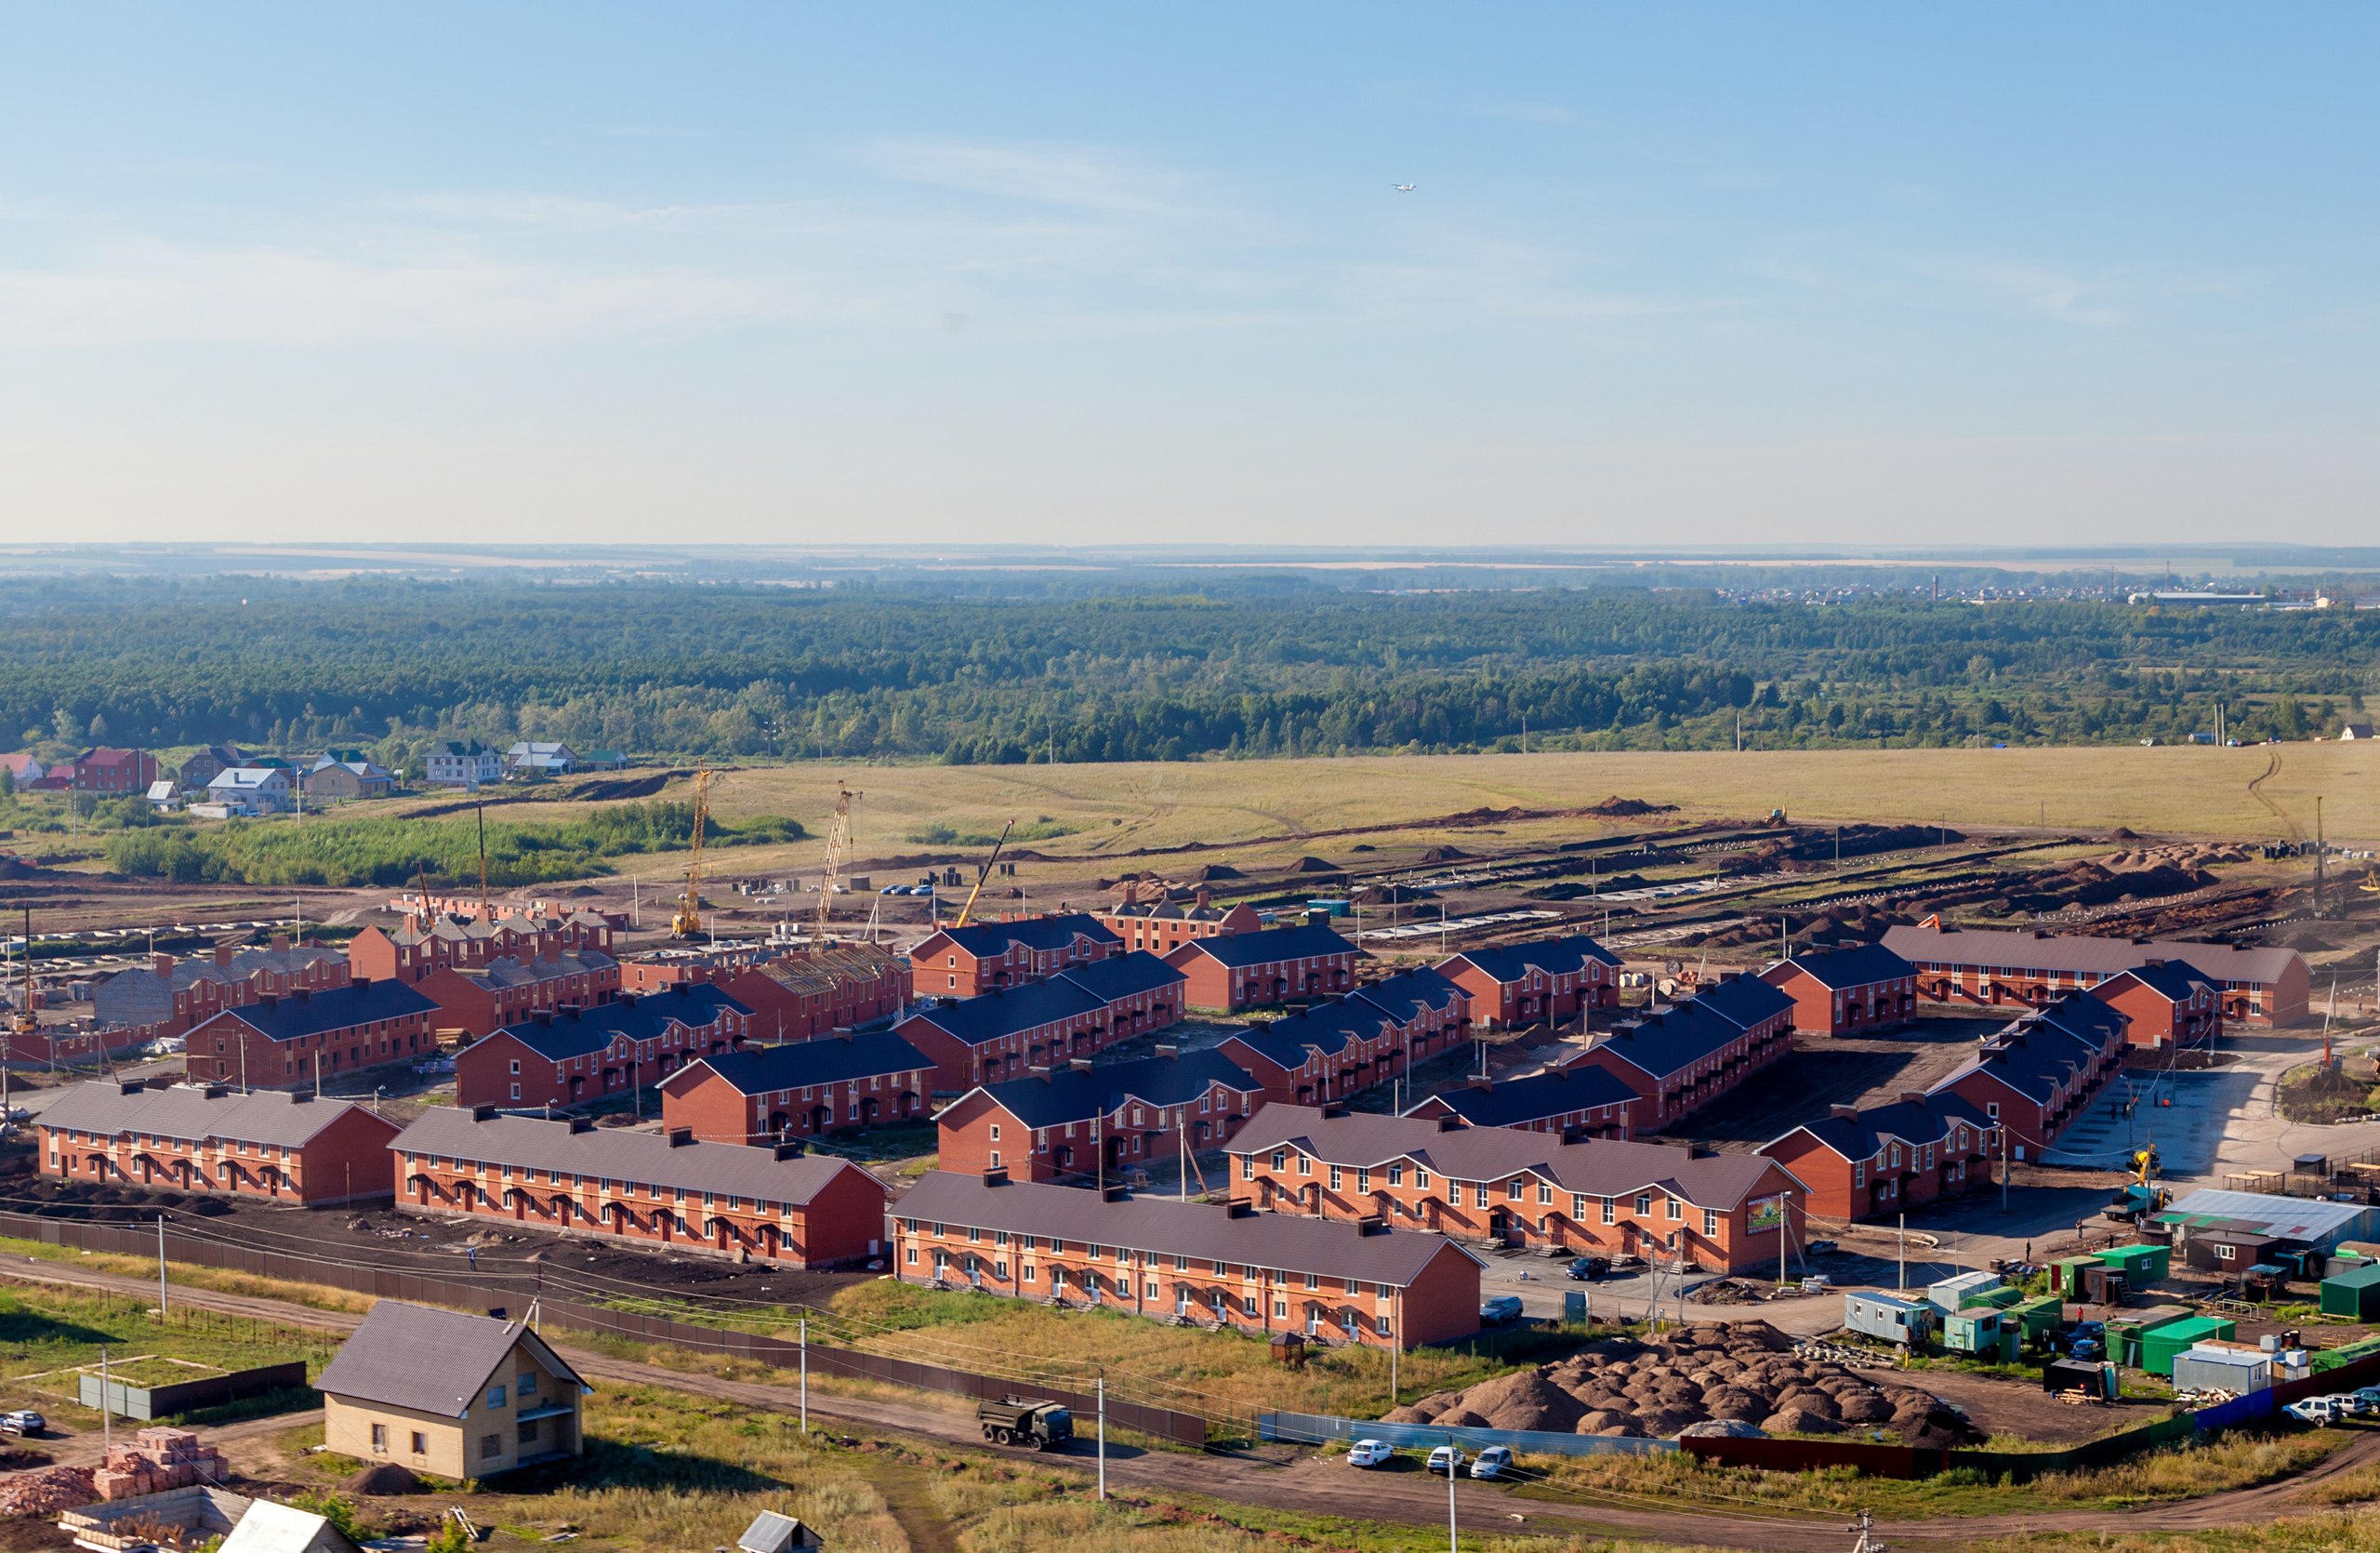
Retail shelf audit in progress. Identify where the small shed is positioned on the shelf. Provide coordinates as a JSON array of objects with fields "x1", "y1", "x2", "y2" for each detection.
[
  {"x1": 1844, "y1": 1291, "x2": 1936, "y2": 1347},
  {"x1": 2051, "y1": 1256, "x2": 2101, "y2": 1299},
  {"x1": 2080, "y1": 1265, "x2": 2128, "y2": 1306},
  {"x1": 2171, "y1": 1346, "x2": 2272, "y2": 1397},
  {"x1": 2098, "y1": 1242, "x2": 2170, "y2": 1284},
  {"x1": 2141, "y1": 1316, "x2": 2237, "y2": 1376},
  {"x1": 1924, "y1": 1270, "x2": 2003, "y2": 1314},
  {"x1": 1943, "y1": 1308, "x2": 2016, "y2": 1360},
  {"x1": 2320, "y1": 1260, "x2": 2380, "y2": 1321},
  {"x1": 2181, "y1": 1228, "x2": 2284, "y2": 1275},
  {"x1": 2041, "y1": 1358, "x2": 2116, "y2": 1398},
  {"x1": 737, "y1": 1512, "x2": 825, "y2": 1553}
]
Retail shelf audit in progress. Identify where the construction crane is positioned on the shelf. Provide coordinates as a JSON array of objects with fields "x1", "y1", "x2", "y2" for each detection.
[
  {"x1": 814, "y1": 785, "x2": 858, "y2": 940},
  {"x1": 953, "y1": 819, "x2": 1015, "y2": 930},
  {"x1": 671, "y1": 767, "x2": 713, "y2": 940},
  {"x1": 6, "y1": 909, "x2": 34, "y2": 1118}
]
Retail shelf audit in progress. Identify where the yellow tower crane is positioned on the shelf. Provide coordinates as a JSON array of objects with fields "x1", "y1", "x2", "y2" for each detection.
[
  {"x1": 953, "y1": 819, "x2": 1015, "y2": 930},
  {"x1": 815, "y1": 785, "x2": 859, "y2": 940},
  {"x1": 670, "y1": 767, "x2": 713, "y2": 940}
]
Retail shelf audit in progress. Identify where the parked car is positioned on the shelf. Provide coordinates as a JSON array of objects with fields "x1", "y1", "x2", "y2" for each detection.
[
  {"x1": 1565, "y1": 1256, "x2": 1610, "y2": 1281},
  {"x1": 1345, "y1": 1439, "x2": 1395, "y2": 1468},
  {"x1": 1478, "y1": 1295, "x2": 1524, "y2": 1325},
  {"x1": 1425, "y1": 1444, "x2": 1468, "y2": 1476},
  {"x1": 2284, "y1": 1397, "x2": 2344, "y2": 1427},
  {"x1": 2331, "y1": 1391, "x2": 2374, "y2": 1418},
  {"x1": 2354, "y1": 1386, "x2": 2380, "y2": 1411},
  {"x1": 0, "y1": 1411, "x2": 44, "y2": 1435},
  {"x1": 1469, "y1": 1445, "x2": 1515, "y2": 1480}
]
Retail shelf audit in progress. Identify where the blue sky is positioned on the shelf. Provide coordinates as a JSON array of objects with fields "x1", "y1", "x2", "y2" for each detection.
[{"x1": 2, "y1": 5, "x2": 2374, "y2": 546}]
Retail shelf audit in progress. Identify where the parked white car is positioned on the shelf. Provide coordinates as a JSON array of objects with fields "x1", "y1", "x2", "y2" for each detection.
[
  {"x1": 1345, "y1": 1439, "x2": 1395, "y2": 1468},
  {"x1": 1469, "y1": 1445, "x2": 1515, "y2": 1480},
  {"x1": 2284, "y1": 1397, "x2": 2343, "y2": 1427},
  {"x1": 1426, "y1": 1444, "x2": 1468, "y2": 1476}
]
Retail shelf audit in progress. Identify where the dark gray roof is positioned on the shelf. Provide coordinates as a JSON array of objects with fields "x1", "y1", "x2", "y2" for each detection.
[
  {"x1": 1230, "y1": 1105, "x2": 1796, "y2": 1211},
  {"x1": 894, "y1": 979, "x2": 1104, "y2": 1048},
  {"x1": 392, "y1": 1108, "x2": 882, "y2": 1207},
  {"x1": 937, "y1": 914, "x2": 1121, "y2": 957},
  {"x1": 1439, "y1": 935, "x2": 1620, "y2": 981},
  {"x1": 1219, "y1": 999, "x2": 1396, "y2": 1069},
  {"x1": 1406, "y1": 1068, "x2": 1640, "y2": 1128},
  {"x1": 1765, "y1": 943, "x2": 1916, "y2": 990},
  {"x1": 315, "y1": 1300, "x2": 581, "y2": 1417},
  {"x1": 1679, "y1": 974, "x2": 1794, "y2": 1030},
  {"x1": 1351, "y1": 967, "x2": 1466, "y2": 1026},
  {"x1": 1928, "y1": 992, "x2": 2128, "y2": 1105},
  {"x1": 36, "y1": 1081, "x2": 396, "y2": 1149},
  {"x1": 2107, "y1": 958, "x2": 2218, "y2": 1002},
  {"x1": 495, "y1": 983, "x2": 747, "y2": 1061},
  {"x1": 1587, "y1": 1000, "x2": 1755, "y2": 1082},
  {"x1": 1765, "y1": 1093, "x2": 1996, "y2": 1163},
  {"x1": 895, "y1": 1170, "x2": 1479, "y2": 1286},
  {"x1": 677, "y1": 1031, "x2": 933, "y2": 1095},
  {"x1": 1171, "y1": 923, "x2": 1355, "y2": 969},
  {"x1": 204, "y1": 979, "x2": 439, "y2": 1042},
  {"x1": 967, "y1": 1050, "x2": 1263, "y2": 1129},
  {"x1": 461, "y1": 949, "x2": 617, "y2": 989},
  {"x1": 1051, "y1": 950, "x2": 1186, "y2": 1002},
  {"x1": 1881, "y1": 924, "x2": 2304, "y2": 984}
]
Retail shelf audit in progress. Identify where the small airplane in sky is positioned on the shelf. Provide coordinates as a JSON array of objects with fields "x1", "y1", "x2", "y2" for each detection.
[{"x1": 1393, "y1": 182, "x2": 1417, "y2": 192}]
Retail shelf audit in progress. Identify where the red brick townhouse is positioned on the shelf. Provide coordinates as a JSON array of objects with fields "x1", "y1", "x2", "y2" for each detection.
[
  {"x1": 185, "y1": 979, "x2": 441, "y2": 1089},
  {"x1": 1349, "y1": 966, "x2": 1471, "y2": 1051},
  {"x1": 934, "y1": 1048, "x2": 1264, "y2": 1182},
  {"x1": 1402, "y1": 1065, "x2": 1640, "y2": 1140},
  {"x1": 1094, "y1": 886, "x2": 1263, "y2": 957},
  {"x1": 1757, "y1": 943, "x2": 1918, "y2": 1036},
  {"x1": 712, "y1": 945, "x2": 911, "y2": 1042},
  {"x1": 1229, "y1": 1105, "x2": 1805, "y2": 1277},
  {"x1": 1433, "y1": 935, "x2": 1620, "y2": 1030},
  {"x1": 1881, "y1": 922, "x2": 2307, "y2": 1028},
  {"x1": 1164, "y1": 923, "x2": 1360, "y2": 1014},
  {"x1": 659, "y1": 1029, "x2": 935, "y2": 1144},
  {"x1": 2095, "y1": 959, "x2": 2223, "y2": 1050},
  {"x1": 1925, "y1": 991, "x2": 2130, "y2": 1160},
  {"x1": 93, "y1": 938, "x2": 351, "y2": 1047},
  {"x1": 413, "y1": 949, "x2": 621, "y2": 1039},
  {"x1": 393, "y1": 1107, "x2": 889, "y2": 1268},
  {"x1": 455, "y1": 983, "x2": 752, "y2": 1109},
  {"x1": 1038, "y1": 951, "x2": 1186, "y2": 1042},
  {"x1": 39, "y1": 1080, "x2": 400, "y2": 1206},
  {"x1": 907, "y1": 913, "x2": 1121, "y2": 999},
  {"x1": 894, "y1": 1168, "x2": 1484, "y2": 1350},
  {"x1": 1565, "y1": 974, "x2": 1793, "y2": 1132},
  {"x1": 70, "y1": 747, "x2": 158, "y2": 796},
  {"x1": 1218, "y1": 1001, "x2": 1394, "y2": 1108},
  {"x1": 349, "y1": 909, "x2": 616, "y2": 986},
  {"x1": 892, "y1": 978, "x2": 1105, "y2": 1094},
  {"x1": 1758, "y1": 1093, "x2": 1999, "y2": 1221}
]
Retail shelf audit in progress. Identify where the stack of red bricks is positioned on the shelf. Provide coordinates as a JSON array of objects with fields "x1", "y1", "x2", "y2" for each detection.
[{"x1": 93, "y1": 1428, "x2": 223, "y2": 1501}]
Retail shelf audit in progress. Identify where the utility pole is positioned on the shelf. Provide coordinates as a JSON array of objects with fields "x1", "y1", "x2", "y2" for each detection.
[
  {"x1": 1446, "y1": 1430, "x2": 1459, "y2": 1553},
  {"x1": 799, "y1": 1316, "x2": 808, "y2": 1432},
  {"x1": 157, "y1": 1215, "x2": 168, "y2": 1316},
  {"x1": 1897, "y1": 1211, "x2": 1907, "y2": 1293},
  {"x1": 1096, "y1": 1374, "x2": 1107, "y2": 1503},
  {"x1": 2314, "y1": 795, "x2": 2326, "y2": 918},
  {"x1": 99, "y1": 1348, "x2": 111, "y2": 1457}
]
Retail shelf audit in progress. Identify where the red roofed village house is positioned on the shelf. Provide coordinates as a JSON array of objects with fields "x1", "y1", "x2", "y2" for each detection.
[
  {"x1": 412, "y1": 949, "x2": 621, "y2": 1039},
  {"x1": 712, "y1": 945, "x2": 910, "y2": 1041},
  {"x1": 1434, "y1": 936, "x2": 1620, "y2": 1029},
  {"x1": 1164, "y1": 923, "x2": 1360, "y2": 1013},
  {"x1": 1757, "y1": 1094, "x2": 2000, "y2": 1221},
  {"x1": 393, "y1": 1107, "x2": 888, "y2": 1268},
  {"x1": 70, "y1": 747, "x2": 158, "y2": 796},
  {"x1": 39, "y1": 1080, "x2": 400, "y2": 1206},
  {"x1": 1882, "y1": 922, "x2": 2307, "y2": 1027},
  {"x1": 895, "y1": 1168, "x2": 1484, "y2": 1349},
  {"x1": 1229, "y1": 1105, "x2": 1805, "y2": 1276},
  {"x1": 659, "y1": 1029, "x2": 934, "y2": 1144},
  {"x1": 1757, "y1": 944, "x2": 1919, "y2": 1036},
  {"x1": 1402, "y1": 1065, "x2": 1640, "y2": 1140},
  {"x1": 349, "y1": 909, "x2": 616, "y2": 987},
  {"x1": 455, "y1": 984, "x2": 751, "y2": 1109},
  {"x1": 907, "y1": 913, "x2": 1121, "y2": 999}
]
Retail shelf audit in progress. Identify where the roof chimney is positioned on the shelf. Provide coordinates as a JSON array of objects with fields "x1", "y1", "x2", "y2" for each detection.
[
  {"x1": 152, "y1": 953, "x2": 173, "y2": 978},
  {"x1": 1356, "y1": 1215, "x2": 1390, "y2": 1237},
  {"x1": 980, "y1": 1164, "x2": 1009, "y2": 1187},
  {"x1": 668, "y1": 1127, "x2": 694, "y2": 1148},
  {"x1": 1153, "y1": 1042, "x2": 1179, "y2": 1059},
  {"x1": 214, "y1": 943, "x2": 235, "y2": 969},
  {"x1": 1069, "y1": 1057, "x2": 1093, "y2": 1072},
  {"x1": 568, "y1": 1117, "x2": 594, "y2": 1134},
  {"x1": 289, "y1": 1092, "x2": 313, "y2": 1105},
  {"x1": 1225, "y1": 1200, "x2": 1254, "y2": 1217},
  {"x1": 202, "y1": 1083, "x2": 229, "y2": 1099},
  {"x1": 1436, "y1": 1114, "x2": 1463, "y2": 1132},
  {"x1": 1318, "y1": 1101, "x2": 1347, "y2": 1120},
  {"x1": 1101, "y1": 1184, "x2": 1130, "y2": 1203},
  {"x1": 1898, "y1": 1091, "x2": 1928, "y2": 1107},
  {"x1": 774, "y1": 1140, "x2": 806, "y2": 1160},
  {"x1": 116, "y1": 1079, "x2": 144, "y2": 1096},
  {"x1": 1831, "y1": 1104, "x2": 1861, "y2": 1122},
  {"x1": 271, "y1": 933, "x2": 288, "y2": 953},
  {"x1": 470, "y1": 1104, "x2": 498, "y2": 1122}
]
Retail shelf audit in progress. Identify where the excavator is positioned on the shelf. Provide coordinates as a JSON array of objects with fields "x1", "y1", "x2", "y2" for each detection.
[
  {"x1": 670, "y1": 767, "x2": 712, "y2": 940},
  {"x1": 2104, "y1": 1145, "x2": 2169, "y2": 1223},
  {"x1": 953, "y1": 819, "x2": 1014, "y2": 930}
]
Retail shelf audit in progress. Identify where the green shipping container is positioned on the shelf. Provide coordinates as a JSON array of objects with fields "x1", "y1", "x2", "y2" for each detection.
[
  {"x1": 2099, "y1": 1243, "x2": 2171, "y2": 1283},
  {"x1": 2054, "y1": 1257, "x2": 2100, "y2": 1297},
  {"x1": 2111, "y1": 1309, "x2": 2196, "y2": 1368},
  {"x1": 2140, "y1": 1316, "x2": 2237, "y2": 1376},
  {"x1": 2012, "y1": 1294, "x2": 2064, "y2": 1339},
  {"x1": 1970, "y1": 1285, "x2": 2026, "y2": 1310},
  {"x1": 2320, "y1": 1260, "x2": 2380, "y2": 1321}
]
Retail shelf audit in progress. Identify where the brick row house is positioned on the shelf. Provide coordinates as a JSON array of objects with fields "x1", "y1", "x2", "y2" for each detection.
[
  {"x1": 455, "y1": 984, "x2": 751, "y2": 1109},
  {"x1": 93, "y1": 938, "x2": 351, "y2": 1047},
  {"x1": 1564, "y1": 974, "x2": 1794, "y2": 1132},
  {"x1": 349, "y1": 909, "x2": 617, "y2": 987},
  {"x1": 1092, "y1": 885, "x2": 1263, "y2": 957},
  {"x1": 413, "y1": 949, "x2": 622, "y2": 1039},
  {"x1": 184, "y1": 979, "x2": 442, "y2": 1089},
  {"x1": 893, "y1": 1168, "x2": 1485, "y2": 1350},
  {"x1": 392, "y1": 1107, "x2": 888, "y2": 1268},
  {"x1": 1757, "y1": 944, "x2": 1919, "y2": 1036},
  {"x1": 1163, "y1": 923, "x2": 1361, "y2": 1014},
  {"x1": 1213, "y1": 966, "x2": 1467, "y2": 1107},
  {"x1": 1925, "y1": 991, "x2": 2131, "y2": 1159},
  {"x1": 934, "y1": 1048, "x2": 1266, "y2": 1182},
  {"x1": 1881, "y1": 922, "x2": 2307, "y2": 1027},
  {"x1": 1433, "y1": 936, "x2": 1621, "y2": 1029},
  {"x1": 711, "y1": 945, "x2": 911, "y2": 1042},
  {"x1": 1228, "y1": 1105, "x2": 1805, "y2": 1277},
  {"x1": 892, "y1": 952, "x2": 1185, "y2": 1093},
  {"x1": 907, "y1": 913, "x2": 1122, "y2": 999},
  {"x1": 38, "y1": 1081, "x2": 400, "y2": 1206},
  {"x1": 70, "y1": 747, "x2": 160, "y2": 796},
  {"x1": 1402, "y1": 1065, "x2": 1641, "y2": 1140},
  {"x1": 1757, "y1": 1094, "x2": 2001, "y2": 1221},
  {"x1": 659, "y1": 1029, "x2": 935, "y2": 1144},
  {"x1": 2095, "y1": 960, "x2": 2223, "y2": 1050}
]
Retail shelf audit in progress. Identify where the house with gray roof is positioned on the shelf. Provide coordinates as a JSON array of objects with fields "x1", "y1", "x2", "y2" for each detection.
[
  {"x1": 35, "y1": 1080, "x2": 400, "y2": 1205},
  {"x1": 934, "y1": 1047, "x2": 1264, "y2": 1181},
  {"x1": 317, "y1": 1301, "x2": 586, "y2": 1479}
]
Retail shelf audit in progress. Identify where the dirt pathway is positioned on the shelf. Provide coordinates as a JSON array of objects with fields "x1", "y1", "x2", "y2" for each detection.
[{"x1": 5, "y1": 1257, "x2": 2375, "y2": 1550}]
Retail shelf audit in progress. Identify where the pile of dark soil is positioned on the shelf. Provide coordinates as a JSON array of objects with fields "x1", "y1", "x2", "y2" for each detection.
[
  {"x1": 1288, "y1": 856, "x2": 1341, "y2": 873},
  {"x1": 1421, "y1": 845, "x2": 1471, "y2": 863},
  {"x1": 1584, "y1": 796, "x2": 1675, "y2": 817},
  {"x1": 346, "y1": 1463, "x2": 424, "y2": 1496}
]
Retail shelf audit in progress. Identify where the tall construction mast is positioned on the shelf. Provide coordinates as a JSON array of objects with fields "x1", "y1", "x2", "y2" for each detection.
[
  {"x1": 671, "y1": 767, "x2": 713, "y2": 940},
  {"x1": 954, "y1": 819, "x2": 1015, "y2": 930},
  {"x1": 815, "y1": 786, "x2": 858, "y2": 941}
]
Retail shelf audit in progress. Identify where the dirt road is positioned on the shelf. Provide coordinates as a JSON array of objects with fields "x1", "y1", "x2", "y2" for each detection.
[{"x1": 4, "y1": 1256, "x2": 2373, "y2": 1551}]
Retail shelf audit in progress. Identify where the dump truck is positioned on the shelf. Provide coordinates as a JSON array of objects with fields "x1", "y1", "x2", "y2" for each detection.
[{"x1": 977, "y1": 1395, "x2": 1075, "y2": 1451}]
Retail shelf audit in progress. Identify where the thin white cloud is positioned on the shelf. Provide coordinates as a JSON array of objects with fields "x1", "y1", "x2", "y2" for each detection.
[{"x1": 857, "y1": 136, "x2": 1217, "y2": 219}]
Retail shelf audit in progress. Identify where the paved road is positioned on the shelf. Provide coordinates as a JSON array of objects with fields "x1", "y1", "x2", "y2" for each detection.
[{"x1": 7, "y1": 1255, "x2": 2379, "y2": 1550}]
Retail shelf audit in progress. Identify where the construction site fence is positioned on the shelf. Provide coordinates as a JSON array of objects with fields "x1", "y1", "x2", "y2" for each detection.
[
  {"x1": 79, "y1": 1361, "x2": 311, "y2": 1422},
  {"x1": 2188, "y1": 1348, "x2": 2380, "y2": 1432},
  {"x1": 1258, "y1": 1411, "x2": 1675, "y2": 1458},
  {"x1": 0, "y1": 1210, "x2": 1210, "y2": 1449}
]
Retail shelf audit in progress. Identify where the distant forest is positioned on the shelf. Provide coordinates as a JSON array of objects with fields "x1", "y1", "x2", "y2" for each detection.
[{"x1": 0, "y1": 575, "x2": 2371, "y2": 768}]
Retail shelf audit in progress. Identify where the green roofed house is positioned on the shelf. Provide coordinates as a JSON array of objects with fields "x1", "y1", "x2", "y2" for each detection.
[
  {"x1": 2099, "y1": 1242, "x2": 2170, "y2": 1285},
  {"x1": 2320, "y1": 1260, "x2": 2380, "y2": 1321}
]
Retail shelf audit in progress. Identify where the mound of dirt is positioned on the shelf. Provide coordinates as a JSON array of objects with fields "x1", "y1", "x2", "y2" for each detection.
[
  {"x1": 1461, "y1": 1371, "x2": 1588, "y2": 1433},
  {"x1": 1584, "y1": 796, "x2": 1676, "y2": 817},
  {"x1": 347, "y1": 1463, "x2": 424, "y2": 1496},
  {"x1": 1421, "y1": 845, "x2": 1471, "y2": 863},
  {"x1": 1288, "y1": 856, "x2": 1341, "y2": 873},
  {"x1": 1195, "y1": 864, "x2": 1243, "y2": 882}
]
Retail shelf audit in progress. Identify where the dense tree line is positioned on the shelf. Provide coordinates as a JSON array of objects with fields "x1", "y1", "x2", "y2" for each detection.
[{"x1": 0, "y1": 576, "x2": 2369, "y2": 765}]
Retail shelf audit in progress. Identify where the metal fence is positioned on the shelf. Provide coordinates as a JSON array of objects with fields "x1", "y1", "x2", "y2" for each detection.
[
  {"x1": 1260, "y1": 1411, "x2": 1675, "y2": 1458},
  {"x1": 0, "y1": 1209, "x2": 1210, "y2": 1448}
]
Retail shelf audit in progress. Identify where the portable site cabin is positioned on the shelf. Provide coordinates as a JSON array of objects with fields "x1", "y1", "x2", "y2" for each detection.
[
  {"x1": 2182, "y1": 1228, "x2": 2286, "y2": 1275},
  {"x1": 2142, "y1": 1316, "x2": 2238, "y2": 1376},
  {"x1": 2041, "y1": 1358, "x2": 2117, "y2": 1399},
  {"x1": 1925, "y1": 1270, "x2": 2003, "y2": 1314},
  {"x1": 1943, "y1": 1307, "x2": 2019, "y2": 1361},
  {"x1": 2009, "y1": 1294, "x2": 2065, "y2": 1343},
  {"x1": 2051, "y1": 1256, "x2": 2101, "y2": 1299},
  {"x1": 2171, "y1": 1346, "x2": 2272, "y2": 1396},
  {"x1": 2320, "y1": 1260, "x2": 2380, "y2": 1321},
  {"x1": 1844, "y1": 1291, "x2": 1937, "y2": 1347},
  {"x1": 2098, "y1": 1242, "x2": 2170, "y2": 1285},
  {"x1": 2109, "y1": 1307, "x2": 2196, "y2": 1368},
  {"x1": 1971, "y1": 1284, "x2": 2025, "y2": 1311}
]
